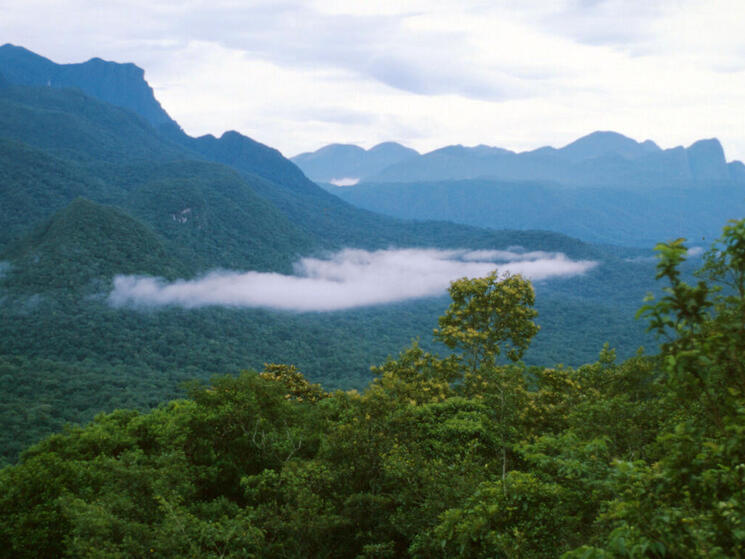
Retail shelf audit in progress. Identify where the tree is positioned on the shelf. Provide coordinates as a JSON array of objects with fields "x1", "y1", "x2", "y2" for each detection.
[
  {"x1": 411, "y1": 471, "x2": 579, "y2": 559},
  {"x1": 434, "y1": 271, "x2": 539, "y2": 494},
  {"x1": 567, "y1": 219, "x2": 745, "y2": 558},
  {"x1": 434, "y1": 271, "x2": 539, "y2": 373}
]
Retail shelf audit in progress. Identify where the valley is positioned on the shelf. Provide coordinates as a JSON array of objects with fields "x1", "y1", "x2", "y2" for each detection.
[
  {"x1": 0, "y1": 45, "x2": 724, "y2": 464},
  {"x1": 1, "y1": 8, "x2": 744, "y2": 553},
  {"x1": 0, "y1": 45, "x2": 716, "y2": 460}
]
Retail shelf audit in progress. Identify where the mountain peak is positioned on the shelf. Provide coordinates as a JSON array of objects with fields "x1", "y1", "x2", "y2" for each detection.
[
  {"x1": 425, "y1": 144, "x2": 512, "y2": 158},
  {"x1": 686, "y1": 138, "x2": 728, "y2": 180},
  {"x1": 0, "y1": 43, "x2": 49, "y2": 61},
  {"x1": 314, "y1": 143, "x2": 366, "y2": 156},
  {"x1": 185, "y1": 129, "x2": 311, "y2": 191},
  {"x1": 558, "y1": 130, "x2": 659, "y2": 162},
  {"x1": 0, "y1": 44, "x2": 174, "y2": 128},
  {"x1": 430, "y1": 144, "x2": 466, "y2": 156},
  {"x1": 82, "y1": 56, "x2": 145, "y2": 77},
  {"x1": 688, "y1": 137, "x2": 724, "y2": 151},
  {"x1": 368, "y1": 141, "x2": 418, "y2": 156},
  {"x1": 292, "y1": 141, "x2": 418, "y2": 182}
]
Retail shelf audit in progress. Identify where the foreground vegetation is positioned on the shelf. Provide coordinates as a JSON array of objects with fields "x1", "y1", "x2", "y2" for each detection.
[{"x1": 2, "y1": 220, "x2": 743, "y2": 558}]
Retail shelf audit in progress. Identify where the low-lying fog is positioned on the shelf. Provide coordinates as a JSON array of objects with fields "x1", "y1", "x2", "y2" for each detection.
[{"x1": 109, "y1": 248, "x2": 597, "y2": 312}]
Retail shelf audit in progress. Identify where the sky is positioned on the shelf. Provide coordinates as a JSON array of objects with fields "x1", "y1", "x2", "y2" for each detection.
[
  {"x1": 109, "y1": 248, "x2": 597, "y2": 311},
  {"x1": 2, "y1": 0, "x2": 745, "y2": 161}
]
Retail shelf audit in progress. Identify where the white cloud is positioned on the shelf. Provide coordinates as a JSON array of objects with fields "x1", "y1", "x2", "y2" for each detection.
[
  {"x1": 687, "y1": 246, "x2": 705, "y2": 257},
  {"x1": 108, "y1": 248, "x2": 597, "y2": 312},
  {"x1": 461, "y1": 250, "x2": 559, "y2": 262},
  {"x1": 329, "y1": 177, "x2": 360, "y2": 186}
]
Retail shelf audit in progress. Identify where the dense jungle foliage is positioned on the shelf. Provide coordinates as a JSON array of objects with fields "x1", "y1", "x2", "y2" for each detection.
[
  {"x1": 0, "y1": 270, "x2": 653, "y2": 466},
  {"x1": 2, "y1": 220, "x2": 743, "y2": 558}
]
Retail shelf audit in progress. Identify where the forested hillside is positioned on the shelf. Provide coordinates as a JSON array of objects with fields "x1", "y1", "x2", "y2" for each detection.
[{"x1": 1, "y1": 223, "x2": 742, "y2": 557}]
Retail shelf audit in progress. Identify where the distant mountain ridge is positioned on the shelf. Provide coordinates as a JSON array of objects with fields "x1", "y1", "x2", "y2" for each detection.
[
  {"x1": 297, "y1": 131, "x2": 744, "y2": 187},
  {"x1": 328, "y1": 178, "x2": 745, "y2": 247},
  {"x1": 292, "y1": 142, "x2": 419, "y2": 184},
  {"x1": 555, "y1": 131, "x2": 661, "y2": 162},
  {"x1": 315, "y1": 135, "x2": 745, "y2": 247}
]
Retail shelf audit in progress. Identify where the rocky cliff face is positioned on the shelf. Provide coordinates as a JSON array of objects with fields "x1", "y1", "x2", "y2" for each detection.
[
  {"x1": 686, "y1": 138, "x2": 730, "y2": 181},
  {"x1": 0, "y1": 43, "x2": 175, "y2": 128}
]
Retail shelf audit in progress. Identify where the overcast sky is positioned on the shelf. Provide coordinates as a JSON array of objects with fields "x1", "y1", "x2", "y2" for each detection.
[{"x1": 2, "y1": 0, "x2": 744, "y2": 160}]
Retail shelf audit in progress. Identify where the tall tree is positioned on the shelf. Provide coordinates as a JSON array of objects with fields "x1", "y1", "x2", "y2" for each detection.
[{"x1": 435, "y1": 271, "x2": 539, "y2": 372}]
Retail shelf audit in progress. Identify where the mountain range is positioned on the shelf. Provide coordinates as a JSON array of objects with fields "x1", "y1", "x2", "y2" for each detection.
[
  {"x1": 292, "y1": 142, "x2": 419, "y2": 185},
  {"x1": 294, "y1": 131, "x2": 745, "y2": 186},
  {"x1": 296, "y1": 132, "x2": 745, "y2": 246},
  {"x1": 1, "y1": 43, "x2": 596, "y2": 260}
]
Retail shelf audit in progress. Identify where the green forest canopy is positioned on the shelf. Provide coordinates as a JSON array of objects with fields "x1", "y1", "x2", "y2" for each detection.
[{"x1": 1, "y1": 219, "x2": 743, "y2": 558}]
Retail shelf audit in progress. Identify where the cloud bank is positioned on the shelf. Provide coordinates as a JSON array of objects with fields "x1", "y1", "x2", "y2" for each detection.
[
  {"x1": 329, "y1": 177, "x2": 360, "y2": 186},
  {"x1": 109, "y1": 248, "x2": 597, "y2": 312}
]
